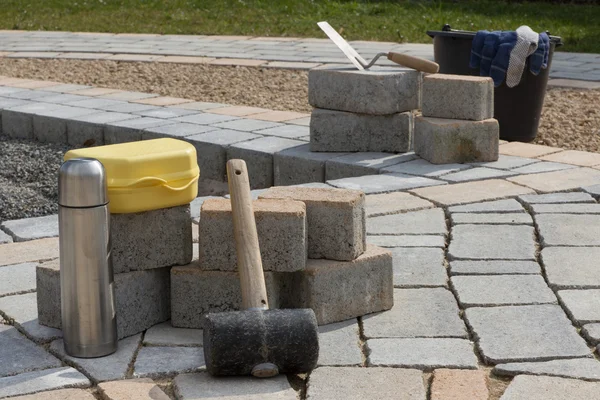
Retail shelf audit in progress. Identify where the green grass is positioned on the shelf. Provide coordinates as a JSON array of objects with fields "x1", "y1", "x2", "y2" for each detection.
[{"x1": 0, "y1": 0, "x2": 598, "y2": 53}]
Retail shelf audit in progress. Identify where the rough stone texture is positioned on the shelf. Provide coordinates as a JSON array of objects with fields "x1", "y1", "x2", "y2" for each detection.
[
  {"x1": 414, "y1": 117, "x2": 499, "y2": 164},
  {"x1": 227, "y1": 136, "x2": 306, "y2": 189},
  {"x1": 111, "y1": 205, "x2": 192, "y2": 274},
  {"x1": 499, "y1": 142, "x2": 563, "y2": 158},
  {"x1": 2, "y1": 102, "x2": 63, "y2": 139},
  {"x1": 494, "y1": 358, "x2": 600, "y2": 381},
  {"x1": 49, "y1": 334, "x2": 141, "y2": 382},
  {"x1": 0, "y1": 237, "x2": 58, "y2": 267},
  {"x1": 198, "y1": 198, "x2": 307, "y2": 271},
  {"x1": 32, "y1": 106, "x2": 97, "y2": 143},
  {"x1": 0, "y1": 292, "x2": 62, "y2": 343},
  {"x1": 449, "y1": 199, "x2": 525, "y2": 213},
  {"x1": 499, "y1": 375, "x2": 600, "y2": 400},
  {"x1": 508, "y1": 167, "x2": 600, "y2": 193},
  {"x1": 430, "y1": 369, "x2": 489, "y2": 400},
  {"x1": 367, "y1": 235, "x2": 446, "y2": 248},
  {"x1": 530, "y1": 203, "x2": 600, "y2": 214},
  {"x1": 582, "y1": 323, "x2": 600, "y2": 344},
  {"x1": 327, "y1": 173, "x2": 444, "y2": 194},
  {"x1": 470, "y1": 154, "x2": 539, "y2": 170},
  {"x1": 99, "y1": 378, "x2": 170, "y2": 400},
  {"x1": 36, "y1": 261, "x2": 171, "y2": 339},
  {"x1": 104, "y1": 117, "x2": 174, "y2": 144},
  {"x1": 582, "y1": 184, "x2": 600, "y2": 199},
  {"x1": 411, "y1": 179, "x2": 534, "y2": 206},
  {"x1": 519, "y1": 192, "x2": 595, "y2": 204},
  {"x1": 367, "y1": 208, "x2": 446, "y2": 235},
  {"x1": 306, "y1": 367, "x2": 426, "y2": 400},
  {"x1": 381, "y1": 158, "x2": 471, "y2": 177},
  {"x1": 448, "y1": 224, "x2": 536, "y2": 260},
  {"x1": 557, "y1": 289, "x2": 600, "y2": 324},
  {"x1": 422, "y1": 74, "x2": 493, "y2": 121},
  {"x1": 0, "y1": 230, "x2": 12, "y2": 244},
  {"x1": 174, "y1": 372, "x2": 297, "y2": 400},
  {"x1": 259, "y1": 187, "x2": 366, "y2": 261},
  {"x1": 449, "y1": 260, "x2": 540, "y2": 275},
  {"x1": 465, "y1": 305, "x2": 591, "y2": 363},
  {"x1": 325, "y1": 152, "x2": 417, "y2": 180},
  {"x1": 536, "y1": 214, "x2": 600, "y2": 246},
  {"x1": 512, "y1": 161, "x2": 577, "y2": 174},
  {"x1": 367, "y1": 338, "x2": 478, "y2": 369},
  {"x1": 451, "y1": 275, "x2": 556, "y2": 307},
  {"x1": 317, "y1": 320, "x2": 362, "y2": 366},
  {"x1": 66, "y1": 112, "x2": 139, "y2": 146},
  {"x1": 142, "y1": 122, "x2": 217, "y2": 140},
  {"x1": 441, "y1": 167, "x2": 516, "y2": 183},
  {"x1": 133, "y1": 346, "x2": 205, "y2": 378},
  {"x1": 389, "y1": 247, "x2": 447, "y2": 287},
  {"x1": 365, "y1": 192, "x2": 434, "y2": 217},
  {"x1": 539, "y1": 149, "x2": 600, "y2": 167},
  {"x1": 274, "y1": 143, "x2": 346, "y2": 185},
  {"x1": 0, "y1": 367, "x2": 90, "y2": 399},
  {"x1": 0, "y1": 324, "x2": 61, "y2": 378},
  {"x1": 0, "y1": 262, "x2": 37, "y2": 297},
  {"x1": 451, "y1": 213, "x2": 532, "y2": 225},
  {"x1": 308, "y1": 65, "x2": 421, "y2": 115},
  {"x1": 1, "y1": 215, "x2": 58, "y2": 242},
  {"x1": 143, "y1": 321, "x2": 203, "y2": 347},
  {"x1": 309, "y1": 108, "x2": 412, "y2": 153},
  {"x1": 362, "y1": 288, "x2": 467, "y2": 339},
  {"x1": 541, "y1": 247, "x2": 600, "y2": 289},
  {"x1": 7, "y1": 389, "x2": 96, "y2": 400}
]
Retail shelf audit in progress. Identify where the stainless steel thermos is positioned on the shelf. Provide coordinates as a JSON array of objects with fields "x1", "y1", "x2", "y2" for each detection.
[{"x1": 58, "y1": 157, "x2": 117, "y2": 358}]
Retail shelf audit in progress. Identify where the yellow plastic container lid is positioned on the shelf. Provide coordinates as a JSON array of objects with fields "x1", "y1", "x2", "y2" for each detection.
[{"x1": 63, "y1": 138, "x2": 200, "y2": 214}]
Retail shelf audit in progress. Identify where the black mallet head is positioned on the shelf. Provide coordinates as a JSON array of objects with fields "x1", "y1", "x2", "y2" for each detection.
[{"x1": 203, "y1": 308, "x2": 319, "y2": 377}]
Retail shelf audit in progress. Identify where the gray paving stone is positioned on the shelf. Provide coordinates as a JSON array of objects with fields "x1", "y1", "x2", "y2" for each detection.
[
  {"x1": 557, "y1": 289, "x2": 600, "y2": 324},
  {"x1": 306, "y1": 367, "x2": 426, "y2": 400},
  {"x1": 362, "y1": 288, "x2": 466, "y2": 339},
  {"x1": 211, "y1": 118, "x2": 282, "y2": 132},
  {"x1": 187, "y1": 129, "x2": 262, "y2": 181},
  {"x1": 36, "y1": 93, "x2": 90, "y2": 104},
  {"x1": 64, "y1": 97, "x2": 127, "y2": 110},
  {"x1": 190, "y1": 195, "x2": 223, "y2": 220},
  {"x1": 535, "y1": 214, "x2": 600, "y2": 246},
  {"x1": 325, "y1": 152, "x2": 418, "y2": 180},
  {"x1": 49, "y1": 334, "x2": 141, "y2": 382},
  {"x1": 0, "y1": 262, "x2": 37, "y2": 297},
  {"x1": 328, "y1": 173, "x2": 445, "y2": 194},
  {"x1": 227, "y1": 136, "x2": 305, "y2": 188},
  {"x1": 132, "y1": 107, "x2": 199, "y2": 119},
  {"x1": 582, "y1": 323, "x2": 600, "y2": 344},
  {"x1": 2, "y1": 102, "x2": 64, "y2": 139},
  {"x1": 101, "y1": 102, "x2": 159, "y2": 113},
  {"x1": 104, "y1": 117, "x2": 175, "y2": 144},
  {"x1": 465, "y1": 304, "x2": 591, "y2": 363},
  {"x1": 511, "y1": 161, "x2": 577, "y2": 174},
  {"x1": 367, "y1": 338, "x2": 478, "y2": 369},
  {"x1": 255, "y1": 124, "x2": 308, "y2": 139},
  {"x1": 494, "y1": 358, "x2": 600, "y2": 381},
  {"x1": 142, "y1": 122, "x2": 218, "y2": 139},
  {"x1": 0, "y1": 292, "x2": 62, "y2": 343},
  {"x1": 273, "y1": 144, "x2": 346, "y2": 185},
  {"x1": 0, "y1": 324, "x2": 61, "y2": 378},
  {"x1": 317, "y1": 320, "x2": 362, "y2": 366},
  {"x1": 100, "y1": 91, "x2": 159, "y2": 101},
  {"x1": 0, "y1": 98, "x2": 30, "y2": 110},
  {"x1": 43, "y1": 83, "x2": 92, "y2": 93},
  {"x1": 0, "y1": 87, "x2": 28, "y2": 95},
  {"x1": 449, "y1": 260, "x2": 541, "y2": 275},
  {"x1": 6, "y1": 90, "x2": 57, "y2": 100},
  {"x1": 0, "y1": 367, "x2": 90, "y2": 399},
  {"x1": 133, "y1": 346, "x2": 205, "y2": 378},
  {"x1": 422, "y1": 73, "x2": 492, "y2": 120},
  {"x1": 452, "y1": 275, "x2": 556, "y2": 307},
  {"x1": 32, "y1": 106, "x2": 97, "y2": 143},
  {"x1": 66, "y1": 112, "x2": 140, "y2": 146},
  {"x1": 368, "y1": 208, "x2": 446, "y2": 236},
  {"x1": 381, "y1": 158, "x2": 471, "y2": 177},
  {"x1": 143, "y1": 321, "x2": 203, "y2": 347},
  {"x1": 367, "y1": 234, "x2": 446, "y2": 248},
  {"x1": 499, "y1": 375, "x2": 600, "y2": 400},
  {"x1": 0, "y1": 215, "x2": 58, "y2": 242},
  {"x1": 169, "y1": 101, "x2": 229, "y2": 111},
  {"x1": 0, "y1": 230, "x2": 12, "y2": 244},
  {"x1": 365, "y1": 192, "x2": 434, "y2": 217},
  {"x1": 389, "y1": 247, "x2": 447, "y2": 287},
  {"x1": 448, "y1": 224, "x2": 536, "y2": 260},
  {"x1": 470, "y1": 155, "x2": 539, "y2": 170},
  {"x1": 531, "y1": 203, "x2": 600, "y2": 214},
  {"x1": 174, "y1": 112, "x2": 239, "y2": 125},
  {"x1": 174, "y1": 372, "x2": 297, "y2": 400},
  {"x1": 519, "y1": 192, "x2": 595, "y2": 204},
  {"x1": 582, "y1": 184, "x2": 600, "y2": 199},
  {"x1": 441, "y1": 167, "x2": 516, "y2": 183},
  {"x1": 541, "y1": 247, "x2": 600, "y2": 289},
  {"x1": 451, "y1": 213, "x2": 532, "y2": 225}
]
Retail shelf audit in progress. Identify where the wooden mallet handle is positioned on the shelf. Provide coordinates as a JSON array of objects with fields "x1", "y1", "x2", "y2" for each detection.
[
  {"x1": 226, "y1": 159, "x2": 269, "y2": 310},
  {"x1": 387, "y1": 52, "x2": 440, "y2": 74}
]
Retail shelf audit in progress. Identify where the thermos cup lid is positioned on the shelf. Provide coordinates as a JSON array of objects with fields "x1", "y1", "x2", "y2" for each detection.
[{"x1": 58, "y1": 158, "x2": 109, "y2": 208}]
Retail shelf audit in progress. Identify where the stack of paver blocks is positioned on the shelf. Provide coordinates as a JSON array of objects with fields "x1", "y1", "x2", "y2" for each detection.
[
  {"x1": 414, "y1": 73, "x2": 499, "y2": 164},
  {"x1": 35, "y1": 205, "x2": 193, "y2": 339},
  {"x1": 307, "y1": 65, "x2": 421, "y2": 153},
  {"x1": 171, "y1": 186, "x2": 394, "y2": 328}
]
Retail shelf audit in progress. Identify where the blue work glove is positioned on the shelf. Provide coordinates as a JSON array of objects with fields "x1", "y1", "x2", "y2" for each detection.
[
  {"x1": 469, "y1": 30, "x2": 490, "y2": 69},
  {"x1": 529, "y1": 32, "x2": 549, "y2": 75},
  {"x1": 490, "y1": 41, "x2": 516, "y2": 87}
]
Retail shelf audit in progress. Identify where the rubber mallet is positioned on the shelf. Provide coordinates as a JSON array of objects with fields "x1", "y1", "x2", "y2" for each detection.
[{"x1": 202, "y1": 159, "x2": 319, "y2": 378}]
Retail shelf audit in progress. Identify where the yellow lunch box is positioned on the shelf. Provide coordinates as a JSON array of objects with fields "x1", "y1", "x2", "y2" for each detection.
[{"x1": 63, "y1": 138, "x2": 200, "y2": 214}]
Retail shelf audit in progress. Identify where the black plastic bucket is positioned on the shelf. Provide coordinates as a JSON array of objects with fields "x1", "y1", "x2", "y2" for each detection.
[{"x1": 426, "y1": 25, "x2": 563, "y2": 143}]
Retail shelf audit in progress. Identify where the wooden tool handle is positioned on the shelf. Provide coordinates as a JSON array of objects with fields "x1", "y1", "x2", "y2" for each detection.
[
  {"x1": 387, "y1": 52, "x2": 440, "y2": 74},
  {"x1": 226, "y1": 159, "x2": 269, "y2": 310}
]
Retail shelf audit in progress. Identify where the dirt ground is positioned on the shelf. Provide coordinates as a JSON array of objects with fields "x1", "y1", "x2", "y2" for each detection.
[{"x1": 0, "y1": 58, "x2": 598, "y2": 153}]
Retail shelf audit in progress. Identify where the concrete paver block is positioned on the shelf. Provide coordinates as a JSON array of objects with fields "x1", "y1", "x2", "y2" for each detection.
[
  {"x1": 367, "y1": 208, "x2": 446, "y2": 236},
  {"x1": 441, "y1": 167, "x2": 515, "y2": 183},
  {"x1": 198, "y1": 198, "x2": 306, "y2": 272},
  {"x1": 66, "y1": 112, "x2": 140, "y2": 146},
  {"x1": 541, "y1": 247, "x2": 600, "y2": 289},
  {"x1": 519, "y1": 192, "x2": 595, "y2": 204},
  {"x1": 143, "y1": 321, "x2": 203, "y2": 347},
  {"x1": 259, "y1": 186, "x2": 366, "y2": 261},
  {"x1": 309, "y1": 108, "x2": 412, "y2": 153},
  {"x1": 422, "y1": 74, "x2": 493, "y2": 121},
  {"x1": 450, "y1": 212, "x2": 532, "y2": 225},
  {"x1": 365, "y1": 192, "x2": 434, "y2": 217},
  {"x1": 142, "y1": 122, "x2": 217, "y2": 140},
  {"x1": 499, "y1": 375, "x2": 600, "y2": 400},
  {"x1": 0, "y1": 292, "x2": 62, "y2": 343},
  {"x1": 449, "y1": 224, "x2": 536, "y2": 260},
  {"x1": 99, "y1": 378, "x2": 170, "y2": 400},
  {"x1": 449, "y1": 260, "x2": 540, "y2": 275},
  {"x1": 0, "y1": 324, "x2": 61, "y2": 378},
  {"x1": 582, "y1": 323, "x2": 600, "y2": 344},
  {"x1": 381, "y1": 158, "x2": 471, "y2": 177},
  {"x1": 0, "y1": 262, "x2": 37, "y2": 297},
  {"x1": 414, "y1": 116, "x2": 499, "y2": 164},
  {"x1": 494, "y1": 358, "x2": 600, "y2": 382},
  {"x1": 2, "y1": 102, "x2": 64, "y2": 139},
  {"x1": 133, "y1": 346, "x2": 204, "y2": 378},
  {"x1": 328, "y1": 173, "x2": 444, "y2": 194},
  {"x1": 508, "y1": 167, "x2": 600, "y2": 193},
  {"x1": 0, "y1": 229, "x2": 12, "y2": 244},
  {"x1": 317, "y1": 320, "x2": 362, "y2": 367},
  {"x1": 5, "y1": 388, "x2": 96, "y2": 400},
  {"x1": 104, "y1": 116, "x2": 175, "y2": 144},
  {"x1": 308, "y1": 65, "x2": 421, "y2": 114},
  {"x1": 449, "y1": 199, "x2": 525, "y2": 213},
  {"x1": 431, "y1": 369, "x2": 489, "y2": 400},
  {"x1": 367, "y1": 234, "x2": 446, "y2": 248},
  {"x1": 536, "y1": 214, "x2": 600, "y2": 246},
  {"x1": 389, "y1": 247, "x2": 447, "y2": 287},
  {"x1": 325, "y1": 152, "x2": 417, "y2": 180},
  {"x1": 1, "y1": 214, "x2": 58, "y2": 242},
  {"x1": 0, "y1": 367, "x2": 90, "y2": 399},
  {"x1": 32, "y1": 106, "x2": 97, "y2": 143},
  {"x1": 274, "y1": 143, "x2": 346, "y2": 185},
  {"x1": 557, "y1": 289, "x2": 600, "y2": 324}
]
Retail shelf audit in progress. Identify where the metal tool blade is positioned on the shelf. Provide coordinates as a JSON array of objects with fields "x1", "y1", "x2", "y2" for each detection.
[{"x1": 317, "y1": 21, "x2": 367, "y2": 70}]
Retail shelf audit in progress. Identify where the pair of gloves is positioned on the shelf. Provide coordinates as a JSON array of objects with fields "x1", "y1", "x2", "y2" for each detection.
[{"x1": 469, "y1": 26, "x2": 550, "y2": 88}]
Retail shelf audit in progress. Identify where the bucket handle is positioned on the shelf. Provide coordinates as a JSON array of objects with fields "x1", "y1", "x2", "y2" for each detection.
[{"x1": 118, "y1": 175, "x2": 199, "y2": 191}]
